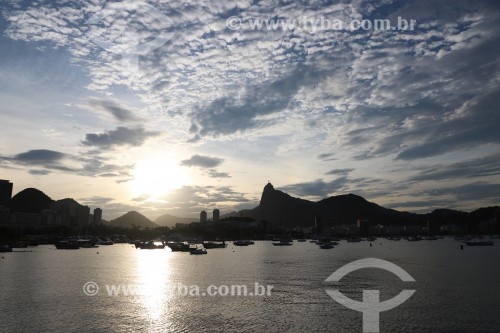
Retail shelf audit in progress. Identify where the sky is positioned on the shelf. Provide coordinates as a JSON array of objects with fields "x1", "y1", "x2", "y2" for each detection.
[{"x1": 0, "y1": 0, "x2": 499, "y2": 221}]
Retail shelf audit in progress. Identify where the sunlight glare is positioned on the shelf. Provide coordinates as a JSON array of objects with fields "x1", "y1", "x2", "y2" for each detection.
[{"x1": 131, "y1": 158, "x2": 188, "y2": 197}]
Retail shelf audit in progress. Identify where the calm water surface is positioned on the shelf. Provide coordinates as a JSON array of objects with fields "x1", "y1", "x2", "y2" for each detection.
[{"x1": 1, "y1": 239, "x2": 499, "y2": 332}]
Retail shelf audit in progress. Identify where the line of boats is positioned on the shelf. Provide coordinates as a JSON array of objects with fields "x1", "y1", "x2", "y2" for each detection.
[
  {"x1": 54, "y1": 238, "x2": 114, "y2": 249},
  {"x1": 164, "y1": 241, "x2": 228, "y2": 254},
  {"x1": 463, "y1": 240, "x2": 494, "y2": 246},
  {"x1": 2, "y1": 235, "x2": 496, "y2": 253},
  {"x1": 233, "y1": 240, "x2": 255, "y2": 246}
]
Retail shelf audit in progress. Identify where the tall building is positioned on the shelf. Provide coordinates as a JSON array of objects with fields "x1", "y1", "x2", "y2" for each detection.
[
  {"x1": 0, "y1": 206, "x2": 9, "y2": 224},
  {"x1": 93, "y1": 208, "x2": 102, "y2": 224},
  {"x1": 213, "y1": 209, "x2": 220, "y2": 222},
  {"x1": 200, "y1": 210, "x2": 207, "y2": 223},
  {"x1": 357, "y1": 219, "x2": 370, "y2": 236},
  {"x1": 41, "y1": 209, "x2": 60, "y2": 225},
  {"x1": 0, "y1": 179, "x2": 13, "y2": 206},
  {"x1": 51, "y1": 199, "x2": 90, "y2": 234},
  {"x1": 315, "y1": 216, "x2": 323, "y2": 234}
]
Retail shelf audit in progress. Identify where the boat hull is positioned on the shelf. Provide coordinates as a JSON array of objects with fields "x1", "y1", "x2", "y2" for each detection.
[
  {"x1": 465, "y1": 241, "x2": 494, "y2": 246},
  {"x1": 54, "y1": 241, "x2": 80, "y2": 249},
  {"x1": 0, "y1": 244, "x2": 12, "y2": 252},
  {"x1": 190, "y1": 249, "x2": 207, "y2": 255}
]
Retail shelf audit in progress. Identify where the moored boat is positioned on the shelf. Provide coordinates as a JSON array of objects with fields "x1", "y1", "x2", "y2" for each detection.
[
  {"x1": 167, "y1": 242, "x2": 192, "y2": 252},
  {"x1": 272, "y1": 239, "x2": 292, "y2": 246},
  {"x1": 464, "y1": 240, "x2": 494, "y2": 246},
  {"x1": 135, "y1": 241, "x2": 165, "y2": 249},
  {"x1": 10, "y1": 241, "x2": 29, "y2": 248},
  {"x1": 233, "y1": 240, "x2": 254, "y2": 246},
  {"x1": 98, "y1": 239, "x2": 114, "y2": 245},
  {"x1": 77, "y1": 239, "x2": 98, "y2": 248},
  {"x1": 203, "y1": 241, "x2": 227, "y2": 249},
  {"x1": 54, "y1": 240, "x2": 80, "y2": 249},
  {"x1": 0, "y1": 244, "x2": 12, "y2": 252},
  {"x1": 346, "y1": 237, "x2": 361, "y2": 243},
  {"x1": 190, "y1": 248, "x2": 208, "y2": 255},
  {"x1": 319, "y1": 242, "x2": 334, "y2": 249}
]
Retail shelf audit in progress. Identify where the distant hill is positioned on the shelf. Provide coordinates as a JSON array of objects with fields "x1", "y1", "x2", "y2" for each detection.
[
  {"x1": 239, "y1": 183, "x2": 420, "y2": 227},
  {"x1": 155, "y1": 213, "x2": 197, "y2": 228},
  {"x1": 109, "y1": 211, "x2": 159, "y2": 229},
  {"x1": 10, "y1": 188, "x2": 53, "y2": 213},
  {"x1": 231, "y1": 183, "x2": 499, "y2": 228}
]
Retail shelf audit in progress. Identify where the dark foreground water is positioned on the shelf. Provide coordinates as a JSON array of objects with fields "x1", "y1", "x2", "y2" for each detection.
[{"x1": 1, "y1": 239, "x2": 499, "y2": 332}]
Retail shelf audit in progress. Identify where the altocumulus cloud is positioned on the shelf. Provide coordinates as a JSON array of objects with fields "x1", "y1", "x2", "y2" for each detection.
[
  {"x1": 2, "y1": 0, "x2": 500, "y2": 213},
  {"x1": 180, "y1": 154, "x2": 224, "y2": 168},
  {"x1": 13, "y1": 149, "x2": 65, "y2": 163},
  {"x1": 1, "y1": 149, "x2": 132, "y2": 181},
  {"x1": 88, "y1": 98, "x2": 140, "y2": 123},
  {"x1": 3, "y1": 149, "x2": 76, "y2": 173},
  {"x1": 189, "y1": 65, "x2": 327, "y2": 139},
  {"x1": 81, "y1": 126, "x2": 160, "y2": 148},
  {"x1": 180, "y1": 155, "x2": 230, "y2": 179}
]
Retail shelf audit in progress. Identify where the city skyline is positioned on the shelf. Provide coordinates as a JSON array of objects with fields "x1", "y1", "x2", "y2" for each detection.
[{"x1": 1, "y1": 0, "x2": 500, "y2": 220}]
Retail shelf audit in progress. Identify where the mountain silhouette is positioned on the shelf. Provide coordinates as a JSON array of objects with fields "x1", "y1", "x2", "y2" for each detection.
[
  {"x1": 109, "y1": 211, "x2": 159, "y2": 229},
  {"x1": 250, "y1": 182, "x2": 316, "y2": 225},
  {"x1": 242, "y1": 183, "x2": 420, "y2": 227},
  {"x1": 9, "y1": 188, "x2": 53, "y2": 213}
]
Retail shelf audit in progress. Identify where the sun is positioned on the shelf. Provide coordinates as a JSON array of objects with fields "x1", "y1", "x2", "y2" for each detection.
[{"x1": 130, "y1": 158, "x2": 188, "y2": 197}]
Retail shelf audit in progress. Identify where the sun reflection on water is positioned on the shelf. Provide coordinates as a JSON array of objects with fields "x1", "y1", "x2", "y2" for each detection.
[{"x1": 134, "y1": 246, "x2": 172, "y2": 323}]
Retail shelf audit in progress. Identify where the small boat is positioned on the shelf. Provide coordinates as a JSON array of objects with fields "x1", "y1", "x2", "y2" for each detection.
[
  {"x1": 297, "y1": 239, "x2": 307, "y2": 242},
  {"x1": 190, "y1": 248, "x2": 207, "y2": 255},
  {"x1": 0, "y1": 244, "x2": 12, "y2": 252},
  {"x1": 135, "y1": 241, "x2": 165, "y2": 249},
  {"x1": 464, "y1": 240, "x2": 494, "y2": 246},
  {"x1": 366, "y1": 237, "x2": 376, "y2": 242},
  {"x1": 203, "y1": 241, "x2": 227, "y2": 249},
  {"x1": 347, "y1": 238, "x2": 361, "y2": 243},
  {"x1": 423, "y1": 236, "x2": 438, "y2": 241},
  {"x1": 98, "y1": 239, "x2": 114, "y2": 245},
  {"x1": 77, "y1": 239, "x2": 98, "y2": 248},
  {"x1": 319, "y1": 242, "x2": 334, "y2": 249},
  {"x1": 233, "y1": 240, "x2": 254, "y2": 246},
  {"x1": 407, "y1": 236, "x2": 422, "y2": 241},
  {"x1": 167, "y1": 242, "x2": 191, "y2": 252},
  {"x1": 272, "y1": 239, "x2": 292, "y2": 246},
  {"x1": 54, "y1": 240, "x2": 80, "y2": 249},
  {"x1": 10, "y1": 241, "x2": 29, "y2": 248}
]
